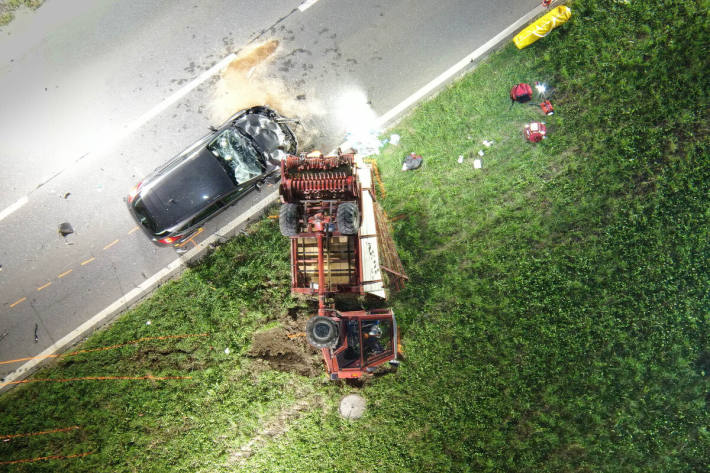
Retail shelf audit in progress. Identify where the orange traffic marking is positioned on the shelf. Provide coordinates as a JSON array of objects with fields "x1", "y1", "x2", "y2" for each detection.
[
  {"x1": 0, "y1": 425, "x2": 80, "y2": 440},
  {"x1": 57, "y1": 269, "x2": 73, "y2": 278},
  {"x1": 37, "y1": 282, "x2": 52, "y2": 292},
  {"x1": 128, "y1": 226, "x2": 139, "y2": 234},
  {"x1": 175, "y1": 227, "x2": 204, "y2": 249},
  {"x1": 103, "y1": 239, "x2": 119, "y2": 250},
  {"x1": 1, "y1": 375, "x2": 192, "y2": 387},
  {"x1": 0, "y1": 333, "x2": 209, "y2": 365},
  {"x1": 0, "y1": 451, "x2": 93, "y2": 465},
  {"x1": 10, "y1": 297, "x2": 26, "y2": 308},
  {"x1": 80, "y1": 257, "x2": 95, "y2": 266}
]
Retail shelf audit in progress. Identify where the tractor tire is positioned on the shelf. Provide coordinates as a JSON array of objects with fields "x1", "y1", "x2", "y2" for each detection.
[
  {"x1": 306, "y1": 316, "x2": 340, "y2": 349},
  {"x1": 336, "y1": 202, "x2": 360, "y2": 235},
  {"x1": 279, "y1": 203, "x2": 300, "y2": 237}
]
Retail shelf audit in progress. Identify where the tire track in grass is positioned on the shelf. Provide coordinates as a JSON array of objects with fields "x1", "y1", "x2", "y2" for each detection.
[{"x1": 226, "y1": 393, "x2": 325, "y2": 467}]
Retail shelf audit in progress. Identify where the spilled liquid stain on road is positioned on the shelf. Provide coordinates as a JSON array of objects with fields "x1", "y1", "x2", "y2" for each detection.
[{"x1": 210, "y1": 40, "x2": 323, "y2": 146}]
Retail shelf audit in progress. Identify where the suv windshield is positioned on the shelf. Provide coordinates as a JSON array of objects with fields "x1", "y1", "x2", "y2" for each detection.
[{"x1": 207, "y1": 128, "x2": 263, "y2": 184}]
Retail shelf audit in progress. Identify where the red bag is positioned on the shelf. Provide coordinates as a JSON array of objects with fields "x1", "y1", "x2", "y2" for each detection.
[{"x1": 510, "y1": 83, "x2": 533, "y2": 104}]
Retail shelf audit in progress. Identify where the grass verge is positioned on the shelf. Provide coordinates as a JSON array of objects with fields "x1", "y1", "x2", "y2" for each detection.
[
  {"x1": 0, "y1": 0, "x2": 43, "y2": 27},
  {"x1": 1, "y1": 1, "x2": 708, "y2": 471}
]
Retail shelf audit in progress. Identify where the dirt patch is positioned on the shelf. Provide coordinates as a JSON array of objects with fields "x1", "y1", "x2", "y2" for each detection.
[
  {"x1": 209, "y1": 39, "x2": 324, "y2": 146},
  {"x1": 247, "y1": 326, "x2": 322, "y2": 377}
]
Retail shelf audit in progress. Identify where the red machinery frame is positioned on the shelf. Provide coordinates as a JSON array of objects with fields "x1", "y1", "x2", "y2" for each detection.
[{"x1": 279, "y1": 152, "x2": 402, "y2": 379}]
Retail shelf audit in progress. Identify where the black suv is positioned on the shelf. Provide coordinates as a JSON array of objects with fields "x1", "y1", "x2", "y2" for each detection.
[{"x1": 127, "y1": 106, "x2": 297, "y2": 250}]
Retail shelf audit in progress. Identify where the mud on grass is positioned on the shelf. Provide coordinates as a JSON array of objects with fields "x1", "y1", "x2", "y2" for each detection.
[{"x1": 247, "y1": 317, "x2": 323, "y2": 377}]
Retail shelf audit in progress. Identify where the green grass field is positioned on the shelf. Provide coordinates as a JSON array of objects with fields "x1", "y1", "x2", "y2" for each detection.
[
  {"x1": 1, "y1": 1, "x2": 707, "y2": 471},
  {"x1": 0, "y1": 0, "x2": 43, "y2": 27}
]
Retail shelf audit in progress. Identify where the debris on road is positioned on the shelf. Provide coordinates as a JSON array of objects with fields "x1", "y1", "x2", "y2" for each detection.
[
  {"x1": 34, "y1": 324, "x2": 39, "y2": 343},
  {"x1": 63, "y1": 192, "x2": 71, "y2": 199},
  {"x1": 58, "y1": 222, "x2": 74, "y2": 237}
]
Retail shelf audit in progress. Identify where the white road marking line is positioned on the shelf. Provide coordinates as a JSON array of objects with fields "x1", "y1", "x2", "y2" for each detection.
[
  {"x1": 108, "y1": 53, "x2": 237, "y2": 147},
  {"x1": 1, "y1": 191, "x2": 278, "y2": 389},
  {"x1": 1, "y1": 54, "x2": 237, "y2": 224},
  {"x1": 298, "y1": 0, "x2": 320, "y2": 12},
  {"x1": 0, "y1": 196, "x2": 28, "y2": 223},
  {"x1": 375, "y1": 4, "x2": 546, "y2": 128},
  {"x1": 2, "y1": 4, "x2": 546, "y2": 388}
]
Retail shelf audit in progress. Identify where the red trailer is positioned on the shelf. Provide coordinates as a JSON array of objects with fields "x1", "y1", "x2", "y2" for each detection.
[{"x1": 279, "y1": 151, "x2": 406, "y2": 379}]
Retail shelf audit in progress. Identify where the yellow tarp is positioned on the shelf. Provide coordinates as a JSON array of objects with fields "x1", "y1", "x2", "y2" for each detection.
[{"x1": 514, "y1": 6, "x2": 572, "y2": 49}]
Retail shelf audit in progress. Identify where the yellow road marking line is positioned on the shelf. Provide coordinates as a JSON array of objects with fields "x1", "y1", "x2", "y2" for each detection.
[
  {"x1": 81, "y1": 257, "x2": 95, "y2": 266},
  {"x1": 103, "y1": 239, "x2": 119, "y2": 250},
  {"x1": 175, "y1": 227, "x2": 204, "y2": 249},
  {"x1": 57, "y1": 269, "x2": 73, "y2": 278},
  {"x1": 128, "y1": 226, "x2": 139, "y2": 234},
  {"x1": 37, "y1": 282, "x2": 52, "y2": 291},
  {"x1": 10, "y1": 297, "x2": 26, "y2": 308}
]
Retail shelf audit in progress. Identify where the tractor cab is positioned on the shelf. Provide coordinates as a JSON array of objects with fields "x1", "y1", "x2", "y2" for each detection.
[{"x1": 306, "y1": 308, "x2": 399, "y2": 380}]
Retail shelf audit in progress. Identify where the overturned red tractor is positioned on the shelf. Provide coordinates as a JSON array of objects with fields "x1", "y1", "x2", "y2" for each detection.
[{"x1": 279, "y1": 151, "x2": 406, "y2": 379}]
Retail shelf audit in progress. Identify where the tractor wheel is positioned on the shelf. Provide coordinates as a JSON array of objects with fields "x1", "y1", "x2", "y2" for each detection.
[
  {"x1": 306, "y1": 316, "x2": 340, "y2": 349},
  {"x1": 336, "y1": 202, "x2": 360, "y2": 235},
  {"x1": 279, "y1": 203, "x2": 300, "y2": 237}
]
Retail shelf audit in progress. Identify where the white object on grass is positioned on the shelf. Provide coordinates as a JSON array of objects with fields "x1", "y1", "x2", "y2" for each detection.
[
  {"x1": 339, "y1": 394, "x2": 366, "y2": 419},
  {"x1": 474, "y1": 159, "x2": 482, "y2": 169}
]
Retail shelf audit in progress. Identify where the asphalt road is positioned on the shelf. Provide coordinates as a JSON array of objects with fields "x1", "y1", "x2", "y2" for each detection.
[{"x1": 0, "y1": 0, "x2": 539, "y2": 381}]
